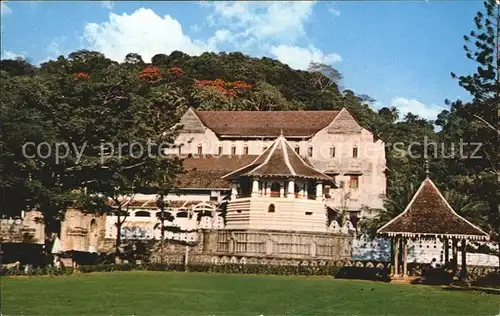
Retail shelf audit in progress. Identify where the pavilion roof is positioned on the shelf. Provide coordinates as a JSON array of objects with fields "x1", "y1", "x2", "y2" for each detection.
[
  {"x1": 377, "y1": 177, "x2": 489, "y2": 241},
  {"x1": 221, "y1": 134, "x2": 334, "y2": 182}
]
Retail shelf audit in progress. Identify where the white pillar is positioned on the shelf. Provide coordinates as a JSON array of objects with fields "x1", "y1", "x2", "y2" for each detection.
[
  {"x1": 287, "y1": 180, "x2": 295, "y2": 199},
  {"x1": 316, "y1": 182, "x2": 323, "y2": 200},
  {"x1": 231, "y1": 182, "x2": 238, "y2": 199},
  {"x1": 251, "y1": 179, "x2": 259, "y2": 197},
  {"x1": 279, "y1": 181, "x2": 285, "y2": 198}
]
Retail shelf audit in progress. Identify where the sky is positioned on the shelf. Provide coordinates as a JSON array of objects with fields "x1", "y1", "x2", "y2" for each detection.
[{"x1": 0, "y1": 1, "x2": 485, "y2": 121}]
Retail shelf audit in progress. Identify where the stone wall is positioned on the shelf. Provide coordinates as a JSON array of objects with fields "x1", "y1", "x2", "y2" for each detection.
[
  {"x1": 353, "y1": 236, "x2": 499, "y2": 267},
  {"x1": 0, "y1": 212, "x2": 44, "y2": 244},
  {"x1": 131, "y1": 229, "x2": 354, "y2": 266}
]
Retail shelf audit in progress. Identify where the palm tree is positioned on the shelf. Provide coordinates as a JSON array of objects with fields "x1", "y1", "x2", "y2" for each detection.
[{"x1": 358, "y1": 181, "x2": 416, "y2": 238}]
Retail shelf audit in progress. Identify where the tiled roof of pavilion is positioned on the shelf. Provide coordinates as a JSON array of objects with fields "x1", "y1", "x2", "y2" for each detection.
[
  {"x1": 194, "y1": 109, "x2": 340, "y2": 137},
  {"x1": 221, "y1": 134, "x2": 334, "y2": 182},
  {"x1": 377, "y1": 177, "x2": 489, "y2": 241}
]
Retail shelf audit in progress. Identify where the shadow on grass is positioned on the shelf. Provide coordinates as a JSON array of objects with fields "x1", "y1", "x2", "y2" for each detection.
[{"x1": 334, "y1": 267, "x2": 391, "y2": 282}]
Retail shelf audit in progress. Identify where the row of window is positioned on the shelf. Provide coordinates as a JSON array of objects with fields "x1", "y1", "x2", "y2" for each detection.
[{"x1": 190, "y1": 144, "x2": 359, "y2": 158}]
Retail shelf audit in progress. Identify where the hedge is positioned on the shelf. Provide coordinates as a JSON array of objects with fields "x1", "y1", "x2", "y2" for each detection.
[
  {"x1": 78, "y1": 263, "x2": 343, "y2": 276},
  {"x1": 0, "y1": 266, "x2": 74, "y2": 277}
]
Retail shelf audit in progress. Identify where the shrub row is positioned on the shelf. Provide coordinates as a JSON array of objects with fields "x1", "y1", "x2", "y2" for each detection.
[
  {"x1": 0, "y1": 266, "x2": 74, "y2": 276},
  {"x1": 78, "y1": 263, "x2": 342, "y2": 276},
  {"x1": 473, "y1": 271, "x2": 500, "y2": 288}
]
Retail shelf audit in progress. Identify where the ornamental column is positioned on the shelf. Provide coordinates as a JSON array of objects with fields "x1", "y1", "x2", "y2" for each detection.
[
  {"x1": 287, "y1": 180, "x2": 295, "y2": 199},
  {"x1": 316, "y1": 182, "x2": 323, "y2": 201},
  {"x1": 279, "y1": 182, "x2": 285, "y2": 198},
  {"x1": 251, "y1": 178, "x2": 259, "y2": 197}
]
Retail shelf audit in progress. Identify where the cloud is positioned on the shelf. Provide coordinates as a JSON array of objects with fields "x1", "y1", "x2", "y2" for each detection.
[
  {"x1": 270, "y1": 44, "x2": 342, "y2": 70},
  {"x1": 1, "y1": 50, "x2": 25, "y2": 60},
  {"x1": 391, "y1": 97, "x2": 446, "y2": 121},
  {"x1": 328, "y1": 7, "x2": 341, "y2": 16},
  {"x1": 204, "y1": 2, "x2": 315, "y2": 46},
  {"x1": 83, "y1": 8, "x2": 211, "y2": 62},
  {"x1": 77, "y1": 4, "x2": 342, "y2": 70},
  {"x1": 101, "y1": 1, "x2": 114, "y2": 10},
  {"x1": 1, "y1": 2, "x2": 12, "y2": 16}
]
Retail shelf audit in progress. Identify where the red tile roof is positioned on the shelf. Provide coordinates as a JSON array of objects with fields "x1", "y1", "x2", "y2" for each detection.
[
  {"x1": 221, "y1": 135, "x2": 334, "y2": 182},
  {"x1": 194, "y1": 110, "x2": 340, "y2": 137},
  {"x1": 377, "y1": 178, "x2": 489, "y2": 240},
  {"x1": 176, "y1": 155, "x2": 258, "y2": 189}
]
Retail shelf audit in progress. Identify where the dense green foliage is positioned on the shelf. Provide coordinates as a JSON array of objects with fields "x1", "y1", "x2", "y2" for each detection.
[
  {"x1": 0, "y1": 1, "x2": 497, "y2": 260},
  {"x1": 2, "y1": 272, "x2": 499, "y2": 315}
]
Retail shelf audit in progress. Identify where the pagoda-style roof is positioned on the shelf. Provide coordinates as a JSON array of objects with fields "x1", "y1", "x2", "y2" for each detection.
[
  {"x1": 221, "y1": 134, "x2": 334, "y2": 182},
  {"x1": 377, "y1": 178, "x2": 489, "y2": 241}
]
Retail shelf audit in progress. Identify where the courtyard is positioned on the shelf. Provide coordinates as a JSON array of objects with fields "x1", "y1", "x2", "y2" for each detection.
[{"x1": 1, "y1": 271, "x2": 498, "y2": 315}]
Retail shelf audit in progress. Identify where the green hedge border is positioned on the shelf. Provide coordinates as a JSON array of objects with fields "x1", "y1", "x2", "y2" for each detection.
[{"x1": 1, "y1": 263, "x2": 391, "y2": 281}]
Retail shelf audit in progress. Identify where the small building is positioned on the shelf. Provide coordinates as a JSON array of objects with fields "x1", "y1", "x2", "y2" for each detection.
[
  {"x1": 377, "y1": 175, "x2": 490, "y2": 278},
  {"x1": 221, "y1": 134, "x2": 335, "y2": 233}
]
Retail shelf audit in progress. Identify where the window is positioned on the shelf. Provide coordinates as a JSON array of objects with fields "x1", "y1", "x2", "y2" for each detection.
[
  {"x1": 197, "y1": 145, "x2": 203, "y2": 155},
  {"x1": 349, "y1": 176, "x2": 359, "y2": 189},
  {"x1": 307, "y1": 146, "x2": 313, "y2": 157},
  {"x1": 210, "y1": 196, "x2": 218, "y2": 202},
  {"x1": 270, "y1": 182, "x2": 281, "y2": 197},
  {"x1": 178, "y1": 146, "x2": 182, "y2": 155},
  {"x1": 339, "y1": 180, "x2": 345, "y2": 189},
  {"x1": 352, "y1": 146, "x2": 358, "y2": 158},
  {"x1": 243, "y1": 145, "x2": 249, "y2": 155},
  {"x1": 305, "y1": 211, "x2": 313, "y2": 216},
  {"x1": 330, "y1": 146, "x2": 336, "y2": 158},
  {"x1": 231, "y1": 145, "x2": 236, "y2": 156},
  {"x1": 218, "y1": 146, "x2": 223, "y2": 155},
  {"x1": 268, "y1": 204, "x2": 275, "y2": 213},
  {"x1": 294, "y1": 145, "x2": 300, "y2": 155},
  {"x1": 135, "y1": 211, "x2": 151, "y2": 217},
  {"x1": 324, "y1": 185, "x2": 331, "y2": 198}
]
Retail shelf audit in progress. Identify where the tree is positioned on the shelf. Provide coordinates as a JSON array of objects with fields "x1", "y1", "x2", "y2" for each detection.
[
  {"x1": 437, "y1": 0, "x2": 499, "y2": 266},
  {"x1": 307, "y1": 62, "x2": 343, "y2": 92}
]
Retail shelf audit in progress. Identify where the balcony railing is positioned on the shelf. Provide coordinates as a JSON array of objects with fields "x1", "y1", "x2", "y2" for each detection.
[{"x1": 234, "y1": 192, "x2": 319, "y2": 200}]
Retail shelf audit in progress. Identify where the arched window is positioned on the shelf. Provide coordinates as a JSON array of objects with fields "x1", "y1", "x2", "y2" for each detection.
[
  {"x1": 330, "y1": 146, "x2": 336, "y2": 158},
  {"x1": 89, "y1": 219, "x2": 98, "y2": 251},
  {"x1": 352, "y1": 145, "x2": 358, "y2": 158},
  {"x1": 90, "y1": 219, "x2": 97, "y2": 232},
  {"x1": 135, "y1": 211, "x2": 151, "y2": 217},
  {"x1": 156, "y1": 211, "x2": 173, "y2": 221},
  {"x1": 268, "y1": 204, "x2": 275, "y2": 213},
  {"x1": 270, "y1": 182, "x2": 281, "y2": 197}
]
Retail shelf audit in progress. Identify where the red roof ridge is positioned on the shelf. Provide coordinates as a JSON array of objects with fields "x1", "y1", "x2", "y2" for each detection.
[{"x1": 190, "y1": 108, "x2": 342, "y2": 137}]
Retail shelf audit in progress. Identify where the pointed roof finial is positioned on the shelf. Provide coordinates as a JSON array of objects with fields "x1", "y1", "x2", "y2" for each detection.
[{"x1": 424, "y1": 158, "x2": 430, "y2": 178}]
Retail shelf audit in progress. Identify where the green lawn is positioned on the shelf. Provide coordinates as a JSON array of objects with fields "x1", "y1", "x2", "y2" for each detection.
[{"x1": 1, "y1": 271, "x2": 498, "y2": 315}]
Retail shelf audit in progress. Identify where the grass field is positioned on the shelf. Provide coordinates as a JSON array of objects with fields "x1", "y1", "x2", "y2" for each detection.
[{"x1": 1, "y1": 271, "x2": 499, "y2": 315}]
